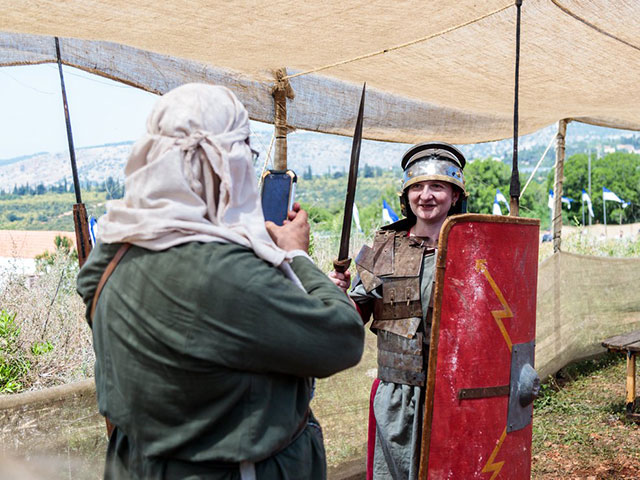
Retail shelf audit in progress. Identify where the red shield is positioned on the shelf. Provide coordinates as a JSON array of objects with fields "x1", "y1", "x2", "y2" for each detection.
[{"x1": 419, "y1": 214, "x2": 540, "y2": 480}]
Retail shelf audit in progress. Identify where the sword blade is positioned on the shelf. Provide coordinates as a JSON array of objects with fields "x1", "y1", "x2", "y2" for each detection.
[{"x1": 337, "y1": 84, "x2": 366, "y2": 262}]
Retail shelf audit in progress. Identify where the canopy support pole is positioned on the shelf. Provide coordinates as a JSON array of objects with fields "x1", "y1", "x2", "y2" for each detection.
[
  {"x1": 552, "y1": 119, "x2": 568, "y2": 252},
  {"x1": 509, "y1": 0, "x2": 523, "y2": 217},
  {"x1": 271, "y1": 68, "x2": 295, "y2": 171}
]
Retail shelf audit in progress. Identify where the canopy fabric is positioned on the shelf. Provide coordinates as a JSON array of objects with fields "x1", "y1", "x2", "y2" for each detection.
[{"x1": 1, "y1": 0, "x2": 639, "y2": 144}]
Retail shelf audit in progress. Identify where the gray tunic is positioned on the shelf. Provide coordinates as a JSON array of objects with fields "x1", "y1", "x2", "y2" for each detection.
[{"x1": 350, "y1": 251, "x2": 436, "y2": 480}]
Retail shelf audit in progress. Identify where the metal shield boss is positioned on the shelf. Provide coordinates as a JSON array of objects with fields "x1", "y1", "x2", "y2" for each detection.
[{"x1": 419, "y1": 214, "x2": 540, "y2": 480}]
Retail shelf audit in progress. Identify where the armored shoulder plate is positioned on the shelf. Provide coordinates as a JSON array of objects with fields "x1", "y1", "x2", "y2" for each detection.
[{"x1": 354, "y1": 229, "x2": 439, "y2": 386}]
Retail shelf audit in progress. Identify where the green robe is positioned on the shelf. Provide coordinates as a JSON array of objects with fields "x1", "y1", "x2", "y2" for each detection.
[{"x1": 77, "y1": 241, "x2": 364, "y2": 479}]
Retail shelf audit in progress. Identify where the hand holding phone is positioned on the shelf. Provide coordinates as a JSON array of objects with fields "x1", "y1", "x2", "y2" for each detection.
[{"x1": 261, "y1": 169, "x2": 297, "y2": 226}]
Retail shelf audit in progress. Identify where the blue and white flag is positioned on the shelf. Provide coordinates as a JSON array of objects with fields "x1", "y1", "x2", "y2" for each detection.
[
  {"x1": 561, "y1": 196, "x2": 573, "y2": 210},
  {"x1": 602, "y1": 187, "x2": 624, "y2": 204},
  {"x1": 492, "y1": 199, "x2": 502, "y2": 216},
  {"x1": 89, "y1": 216, "x2": 98, "y2": 246},
  {"x1": 548, "y1": 190, "x2": 554, "y2": 209},
  {"x1": 495, "y1": 189, "x2": 510, "y2": 212},
  {"x1": 382, "y1": 199, "x2": 399, "y2": 224},
  {"x1": 352, "y1": 203, "x2": 363, "y2": 232},
  {"x1": 581, "y1": 189, "x2": 594, "y2": 217}
]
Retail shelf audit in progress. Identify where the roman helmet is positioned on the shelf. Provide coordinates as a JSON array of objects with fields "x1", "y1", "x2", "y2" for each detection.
[{"x1": 399, "y1": 141, "x2": 468, "y2": 220}]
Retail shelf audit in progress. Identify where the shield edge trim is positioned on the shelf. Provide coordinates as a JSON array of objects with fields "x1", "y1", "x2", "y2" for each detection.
[{"x1": 418, "y1": 213, "x2": 540, "y2": 479}]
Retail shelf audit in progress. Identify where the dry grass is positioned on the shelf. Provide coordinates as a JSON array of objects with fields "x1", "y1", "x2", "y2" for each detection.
[
  {"x1": 312, "y1": 330, "x2": 377, "y2": 467},
  {"x1": 0, "y1": 253, "x2": 93, "y2": 392},
  {"x1": 532, "y1": 353, "x2": 640, "y2": 479},
  {"x1": 539, "y1": 223, "x2": 640, "y2": 262}
]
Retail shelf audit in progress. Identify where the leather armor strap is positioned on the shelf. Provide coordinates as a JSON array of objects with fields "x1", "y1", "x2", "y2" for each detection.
[{"x1": 89, "y1": 243, "x2": 132, "y2": 325}]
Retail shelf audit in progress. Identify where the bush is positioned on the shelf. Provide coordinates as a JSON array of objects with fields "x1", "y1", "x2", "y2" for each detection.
[
  {"x1": 0, "y1": 310, "x2": 31, "y2": 393},
  {"x1": 0, "y1": 246, "x2": 93, "y2": 392}
]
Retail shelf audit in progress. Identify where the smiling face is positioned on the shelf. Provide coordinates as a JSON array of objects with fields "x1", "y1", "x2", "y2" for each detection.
[{"x1": 407, "y1": 180, "x2": 460, "y2": 226}]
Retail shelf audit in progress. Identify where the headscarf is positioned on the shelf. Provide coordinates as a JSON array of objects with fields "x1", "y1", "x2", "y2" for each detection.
[{"x1": 97, "y1": 83, "x2": 289, "y2": 267}]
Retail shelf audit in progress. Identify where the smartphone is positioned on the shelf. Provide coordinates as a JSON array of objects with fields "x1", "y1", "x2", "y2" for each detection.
[{"x1": 261, "y1": 169, "x2": 297, "y2": 226}]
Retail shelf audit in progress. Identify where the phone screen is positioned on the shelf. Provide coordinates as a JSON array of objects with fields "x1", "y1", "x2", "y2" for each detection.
[{"x1": 261, "y1": 170, "x2": 297, "y2": 225}]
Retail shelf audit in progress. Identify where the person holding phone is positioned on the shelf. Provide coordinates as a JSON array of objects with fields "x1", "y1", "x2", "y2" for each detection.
[
  {"x1": 330, "y1": 142, "x2": 467, "y2": 480},
  {"x1": 77, "y1": 83, "x2": 364, "y2": 480}
]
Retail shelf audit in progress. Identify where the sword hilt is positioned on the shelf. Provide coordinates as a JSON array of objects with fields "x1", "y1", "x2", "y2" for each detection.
[{"x1": 333, "y1": 257, "x2": 352, "y2": 274}]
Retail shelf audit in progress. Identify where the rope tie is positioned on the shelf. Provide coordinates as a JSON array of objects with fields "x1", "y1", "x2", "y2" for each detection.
[
  {"x1": 551, "y1": 0, "x2": 640, "y2": 53},
  {"x1": 282, "y1": 2, "x2": 515, "y2": 81}
]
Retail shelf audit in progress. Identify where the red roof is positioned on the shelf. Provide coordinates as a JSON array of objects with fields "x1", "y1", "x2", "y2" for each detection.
[{"x1": 0, "y1": 230, "x2": 76, "y2": 259}]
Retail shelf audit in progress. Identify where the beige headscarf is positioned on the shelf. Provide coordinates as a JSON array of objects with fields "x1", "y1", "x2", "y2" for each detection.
[{"x1": 98, "y1": 83, "x2": 289, "y2": 267}]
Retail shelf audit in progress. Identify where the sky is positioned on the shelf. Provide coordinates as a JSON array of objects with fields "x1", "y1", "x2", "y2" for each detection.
[{"x1": 0, "y1": 64, "x2": 158, "y2": 160}]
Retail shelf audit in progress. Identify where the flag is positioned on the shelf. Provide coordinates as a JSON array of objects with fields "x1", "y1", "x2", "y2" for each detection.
[
  {"x1": 382, "y1": 199, "x2": 399, "y2": 224},
  {"x1": 623, "y1": 202, "x2": 630, "y2": 209},
  {"x1": 352, "y1": 203, "x2": 363, "y2": 233},
  {"x1": 561, "y1": 197, "x2": 573, "y2": 210},
  {"x1": 582, "y1": 189, "x2": 594, "y2": 217},
  {"x1": 602, "y1": 187, "x2": 624, "y2": 203},
  {"x1": 89, "y1": 216, "x2": 98, "y2": 246},
  {"x1": 495, "y1": 189, "x2": 510, "y2": 212},
  {"x1": 492, "y1": 199, "x2": 502, "y2": 216},
  {"x1": 548, "y1": 190, "x2": 554, "y2": 209}
]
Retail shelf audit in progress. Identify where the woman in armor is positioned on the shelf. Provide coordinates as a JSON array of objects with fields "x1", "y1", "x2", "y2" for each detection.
[{"x1": 330, "y1": 141, "x2": 467, "y2": 480}]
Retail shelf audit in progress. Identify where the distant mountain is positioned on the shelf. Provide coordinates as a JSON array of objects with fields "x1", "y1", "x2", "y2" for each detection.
[
  {"x1": 1, "y1": 122, "x2": 638, "y2": 192},
  {"x1": 0, "y1": 143, "x2": 134, "y2": 192}
]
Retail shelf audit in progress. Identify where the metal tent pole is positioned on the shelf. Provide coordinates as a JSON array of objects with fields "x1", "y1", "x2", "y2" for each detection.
[
  {"x1": 588, "y1": 149, "x2": 592, "y2": 226},
  {"x1": 509, "y1": 0, "x2": 523, "y2": 217}
]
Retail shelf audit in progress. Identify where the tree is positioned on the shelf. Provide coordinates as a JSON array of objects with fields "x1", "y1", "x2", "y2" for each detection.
[
  {"x1": 303, "y1": 165, "x2": 313, "y2": 181},
  {"x1": 363, "y1": 164, "x2": 374, "y2": 178},
  {"x1": 104, "y1": 177, "x2": 124, "y2": 200},
  {"x1": 547, "y1": 152, "x2": 640, "y2": 224},
  {"x1": 464, "y1": 158, "x2": 511, "y2": 214},
  {"x1": 463, "y1": 158, "x2": 548, "y2": 225}
]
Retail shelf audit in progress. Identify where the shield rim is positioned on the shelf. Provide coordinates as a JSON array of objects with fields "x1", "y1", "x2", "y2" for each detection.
[{"x1": 418, "y1": 213, "x2": 540, "y2": 479}]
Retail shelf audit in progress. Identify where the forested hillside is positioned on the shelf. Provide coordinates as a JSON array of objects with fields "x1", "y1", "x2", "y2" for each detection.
[{"x1": 1, "y1": 152, "x2": 638, "y2": 232}]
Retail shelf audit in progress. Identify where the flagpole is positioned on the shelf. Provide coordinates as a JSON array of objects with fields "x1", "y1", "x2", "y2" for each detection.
[
  {"x1": 549, "y1": 192, "x2": 553, "y2": 233},
  {"x1": 603, "y1": 194, "x2": 607, "y2": 237},
  {"x1": 588, "y1": 150, "x2": 592, "y2": 226}
]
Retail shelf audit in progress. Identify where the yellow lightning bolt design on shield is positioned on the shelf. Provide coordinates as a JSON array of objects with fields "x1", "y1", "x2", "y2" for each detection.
[
  {"x1": 475, "y1": 259, "x2": 513, "y2": 352},
  {"x1": 481, "y1": 427, "x2": 508, "y2": 480},
  {"x1": 475, "y1": 259, "x2": 514, "y2": 478}
]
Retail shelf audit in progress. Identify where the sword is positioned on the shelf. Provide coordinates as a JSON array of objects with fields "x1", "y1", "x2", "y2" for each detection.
[{"x1": 333, "y1": 83, "x2": 366, "y2": 273}]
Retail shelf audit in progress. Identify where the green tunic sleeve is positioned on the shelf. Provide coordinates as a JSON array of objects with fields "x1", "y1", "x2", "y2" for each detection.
[{"x1": 187, "y1": 252, "x2": 365, "y2": 378}]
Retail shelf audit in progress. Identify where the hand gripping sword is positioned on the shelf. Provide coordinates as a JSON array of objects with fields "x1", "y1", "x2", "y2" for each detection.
[{"x1": 333, "y1": 84, "x2": 366, "y2": 273}]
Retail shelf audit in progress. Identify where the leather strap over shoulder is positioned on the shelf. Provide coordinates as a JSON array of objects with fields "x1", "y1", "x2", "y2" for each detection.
[{"x1": 89, "y1": 243, "x2": 132, "y2": 325}]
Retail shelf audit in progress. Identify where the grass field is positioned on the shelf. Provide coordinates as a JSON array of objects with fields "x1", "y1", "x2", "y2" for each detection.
[{"x1": 532, "y1": 353, "x2": 640, "y2": 479}]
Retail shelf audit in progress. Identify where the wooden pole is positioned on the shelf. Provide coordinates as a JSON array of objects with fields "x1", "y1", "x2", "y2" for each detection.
[
  {"x1": 552, "y1": 119, "x2": 568, "y2": 253},
  {"x1": 271, "y1": 68, "x2": 295, "y2": 171},
  {"x1": 627, "y1": 352, "x2": 636, "y2": 415}
]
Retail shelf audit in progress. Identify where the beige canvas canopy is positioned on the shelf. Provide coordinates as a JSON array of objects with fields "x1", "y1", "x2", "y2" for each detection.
[{"x1": 1, "y1": 0, "x2": 639, "y2": 145}]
